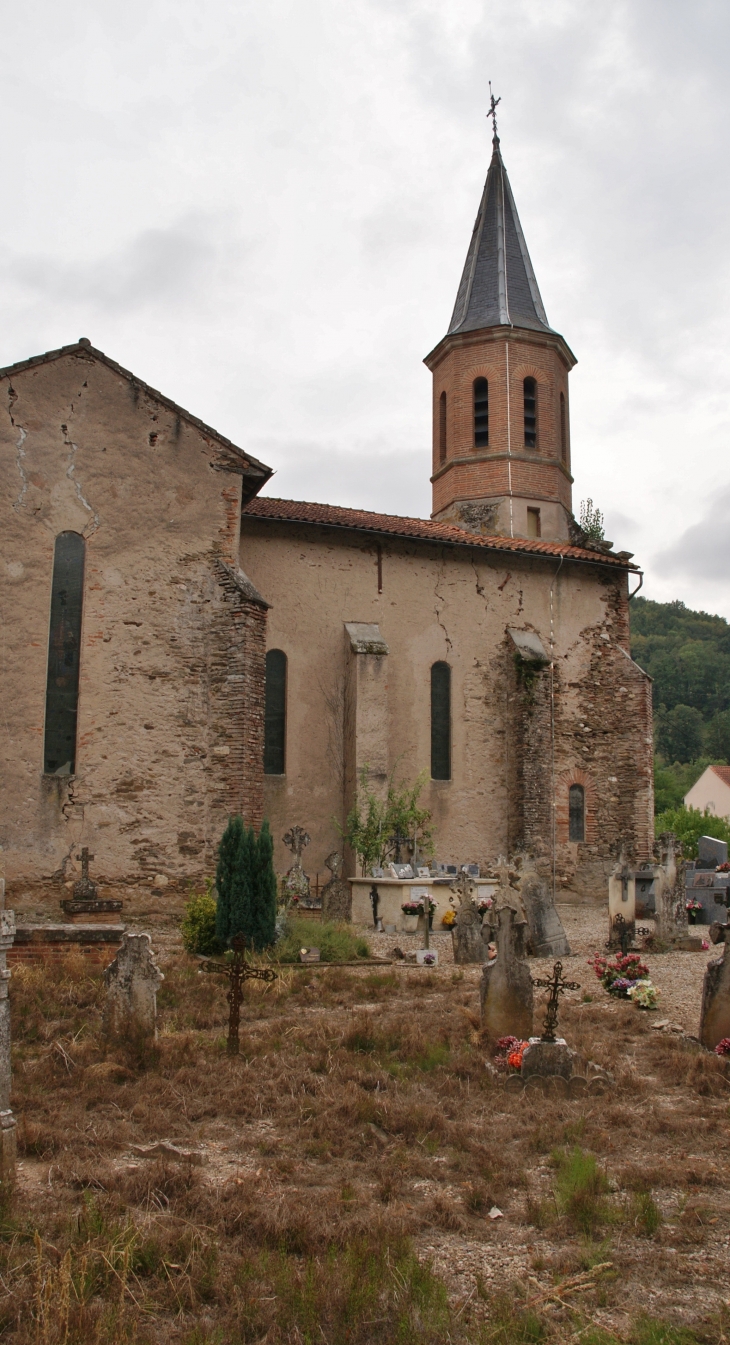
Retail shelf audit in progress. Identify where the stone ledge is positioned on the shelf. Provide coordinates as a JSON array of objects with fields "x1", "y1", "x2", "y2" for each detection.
[{"x1": 13, "y1": 924, "x2": 126, "y2": 944}]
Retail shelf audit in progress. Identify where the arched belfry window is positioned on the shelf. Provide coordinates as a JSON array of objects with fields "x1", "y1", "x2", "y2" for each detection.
[
  {"x1": 569, "y1": 784, "x2": 585, "y2": 842},
  {"x1": 44, "y1": 531, "x2": 85, "y2": 775},
  {"x1": 560, "y1": 392, "x2": 567, "y2": 463},
  {"x1": 430, "y1": 661, "x2": 451, "y2": 781},
  {"x1": 438, "y1": 392, "x2": 447, "y2": 464},
  {"x1": 473, "y1": 378, "x2": 489, "y2": 448},
  {"x1": 264, "y1": 649, "x2": 287, "y2": 774},
  {"x1": 523, "y1": 377, "x2": 537, "y2": 449}
]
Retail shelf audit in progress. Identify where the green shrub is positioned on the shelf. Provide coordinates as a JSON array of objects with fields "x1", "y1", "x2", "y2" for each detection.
[
  {"x1": 275, "y1": 918, "x2": 370, "y2": 964},
  {"x1": 215, "y1": 816, "x2": 278, "y2": 951},
  {"x1": 552, "y1": 1146, "x2": 609, "y2": 1235},
  {"x1": 181, "y1": 886, "x2": 221, "y2": 956},
  {"x1": 654, "y1": 805, "x2": 730, "y2": 860}
]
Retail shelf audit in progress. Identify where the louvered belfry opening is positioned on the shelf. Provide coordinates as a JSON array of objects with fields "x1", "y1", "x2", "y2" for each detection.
[
  {"x1": 44, "y1": 531, "x2": 85, "y2": 776},
  {"x1": 264, "y1": 649, "x2": 287, "y2": 774},
  {"x1": 523, "y1": 377, "x2": 537, "y2": 449},
  {"x1": 430, "y1": 661, "x2": 451, "y2": 780},
  {"x1": 473, "y1": 377, "x2": 489, "y2": 448}
]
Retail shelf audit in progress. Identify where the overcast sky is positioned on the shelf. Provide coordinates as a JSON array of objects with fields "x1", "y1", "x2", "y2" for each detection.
[{"x1": 3, "y1": 0, "x2": 730, "y2": 617}]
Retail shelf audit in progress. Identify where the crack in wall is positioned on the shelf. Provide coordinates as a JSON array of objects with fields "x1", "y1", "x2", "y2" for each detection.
[
  {"x1": 433, "y1": 554, "x2": 453, "y2": 653},
  {"x1": 64, "y1": 432, "x2": 100, "y2": 534}
]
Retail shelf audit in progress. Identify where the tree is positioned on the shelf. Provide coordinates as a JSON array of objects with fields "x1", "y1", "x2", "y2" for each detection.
[
  {"x1": 252, "y1": 819, "x2": 277, "y2": 951},
  {"x1": 215, "y1": 815, "x2": 244, "y2": 944},
  {"x1": 340, "y1": 767, "x2": 433, "y2": 875},
  {"x1": 229, "y1": 823, "x2": 257, "y2": 941},
  {"x1": 579, "y1": 498, "x2": 605, "y2": 541},
  {"x1": 654, "y1": 806, "x2": 730, "y2": 860},
  {"x1": 705, "y1": 709, "x2": 730, "y2": 761},
  {"x1": 655, "y1": 703, "x2": 704, "y2": 764}
]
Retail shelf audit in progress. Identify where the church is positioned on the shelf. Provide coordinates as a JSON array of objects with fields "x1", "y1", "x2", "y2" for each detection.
[{"x1": 0, "y1": 127, "x2": 654, "y2": 903}]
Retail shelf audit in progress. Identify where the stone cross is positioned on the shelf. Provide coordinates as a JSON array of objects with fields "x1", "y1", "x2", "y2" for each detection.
[
  {"x1": 200, "y1": 935, "x2": 277, "y2": 1055},
  {"x1": 73, "y1": 846, "x2": 98, "y2": 902},
  {"x1": 480, "y1": 905, "x2": 533, "y2": 1040},
  {"x1": 449, "y1": 871, "x2": 483, "y2": 963},
  {"x1": 532, "y1": 960, "x2": 580, "y2": 1042},
  {"x1": 103, "y1": 932, "x2": 164, "y2": 1042},
  {"x1": 283, "y1": 827, "x2": 310, "y2": 860},
  {"x1": 321, "y1": 851, "x2": 352, "y2": 922}
]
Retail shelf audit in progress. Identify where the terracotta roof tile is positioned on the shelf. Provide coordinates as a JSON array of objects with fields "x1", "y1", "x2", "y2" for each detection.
[
  {"x1": 243, "y1": 497, "x2": 637, "y2": 568},
  {"x1": 711, "y1": 766, "x2": 730, "y2": 787}
]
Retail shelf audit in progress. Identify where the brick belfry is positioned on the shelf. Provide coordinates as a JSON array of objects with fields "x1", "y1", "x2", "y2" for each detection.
[{"x1": 425, "y1": 108, "x2": 576, "y2": 544}]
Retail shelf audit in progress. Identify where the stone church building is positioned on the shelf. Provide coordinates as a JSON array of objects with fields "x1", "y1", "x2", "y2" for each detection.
[{"x1": 0, "y1": 130, "x2": 653, "y2": 902}]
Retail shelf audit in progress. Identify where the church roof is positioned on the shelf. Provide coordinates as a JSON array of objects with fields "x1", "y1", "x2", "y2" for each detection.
[
  {"x1": 448, "y1": 134, "x2": 553, "y2": 337},
  {"x1": 243, "y1": 497, "x2": 637, "y2": 569},
  {"x1": 0, "y1": 338, "x2": 273, "y2": 502}
]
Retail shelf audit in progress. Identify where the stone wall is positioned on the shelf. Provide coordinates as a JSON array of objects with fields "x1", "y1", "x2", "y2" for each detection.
[{"x1": 0, "y1": 343, "x2": 269, "y2": 889}]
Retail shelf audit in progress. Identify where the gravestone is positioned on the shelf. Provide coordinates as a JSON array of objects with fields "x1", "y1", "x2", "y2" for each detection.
[
  {"x1": 697, "y1": 836, "x2": 728, "y2": 870},
  {"x1": 449, "y1": 872, "x2": 484, "y2": 964},
  {"x1": 102, "y1": 932, "x2": 164, "y2": 1041},
  {"x1": 321, "y1": 852, "x2": 351, "y2": 922},
  {"x1": 480, "y1": 905, "x2": 533, "y2": 1041},
  {"x1": 518, "y1": 859, "x2": 571, "y2": 957},
  {"x1": 653, "y1": 832, "x2": 688, "y2": 945},
  {"x1": 283, "y1": 826, "x2": 312, "y2": 904},
  {"x1": 699, "y1": 923, "x2": 730, "y2": 1051},
  {"x1": 0, "y1": 874, "x2": 16, "y2": 1185},
  {"x1": 608, "y1": 852, "x2": 635, "y2": 947},
  {"x1": 61, "y1": 846, "x2": 123, "y2": 922}
]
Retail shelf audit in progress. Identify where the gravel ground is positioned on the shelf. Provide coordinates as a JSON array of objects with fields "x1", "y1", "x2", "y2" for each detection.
[{"x1": 362, "y1": 902, "x2": 716, "y2": 1038}]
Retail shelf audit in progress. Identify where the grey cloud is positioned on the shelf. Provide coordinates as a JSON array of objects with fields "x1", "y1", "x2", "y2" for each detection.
[{"x1": 654, "y1": 487, "x2": 730, "y2": 582}]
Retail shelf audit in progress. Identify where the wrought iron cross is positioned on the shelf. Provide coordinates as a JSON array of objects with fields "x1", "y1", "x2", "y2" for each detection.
[
  {"x1": 200, "y1": 935, "x2": 278, "y2": 1056},
  {"x1": 283, "y1": 826, "x2": 310, "y2": 859},
  {"x1": 390, "y1": 830, "x2": 408, "y2": 864},
  {"x1": 613, "y1": 912, "x2": 631, "y2": 955},
  {"x1": 532, "y1": 960, "x2": 580, "y2": 1043}
]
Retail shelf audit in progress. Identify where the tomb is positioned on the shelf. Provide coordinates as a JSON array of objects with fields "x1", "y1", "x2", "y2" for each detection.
[
  {"x1": 480, "y1": 905, "x2": 533, "y2": 1041},
  {"x1": 102, "y1": 932, "x2": 164, "y2": 1042}
]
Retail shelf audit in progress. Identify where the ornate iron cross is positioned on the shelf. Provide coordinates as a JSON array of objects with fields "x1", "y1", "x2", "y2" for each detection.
[
  {"x1": 390, "y1": 830, "x2": 408, "y2": 864},
  {"x1": 201, "y1": 935, "x2": 278, "y2": 1056},
  {"x1": 532, "y1": 960, "x2": 580, "y2": 1042}
]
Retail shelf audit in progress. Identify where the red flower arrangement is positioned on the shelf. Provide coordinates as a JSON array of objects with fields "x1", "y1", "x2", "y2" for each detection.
[
  {"x1": 494, "y1": 1035, "x2": 530, "y2": 1071},
  {"x1": 714, "y1": 1038, "x2": 730, "y2": 1056}
]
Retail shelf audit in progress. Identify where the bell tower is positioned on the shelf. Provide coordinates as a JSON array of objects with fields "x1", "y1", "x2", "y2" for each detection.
[{"x1": 424, "y1": 120, "x2": 577, "y2": 542}]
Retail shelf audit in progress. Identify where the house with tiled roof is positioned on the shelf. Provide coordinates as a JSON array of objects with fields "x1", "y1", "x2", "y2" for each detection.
[
  {"x1": 684, "y1": 766, "x2": 730, "y2": 820},
  {"x1": 0, "y1": 124, "x2": 653, "y2": 902}
]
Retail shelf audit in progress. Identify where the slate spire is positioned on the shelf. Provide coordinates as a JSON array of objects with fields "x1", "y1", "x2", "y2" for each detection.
[{"x1": 448, "y1": 132, "x2": 552, "y2": 336}]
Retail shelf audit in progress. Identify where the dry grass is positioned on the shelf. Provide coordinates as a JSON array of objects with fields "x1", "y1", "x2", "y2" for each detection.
[{"x1": 4, "y1": 950, "x2": 730, "y2": 1343}]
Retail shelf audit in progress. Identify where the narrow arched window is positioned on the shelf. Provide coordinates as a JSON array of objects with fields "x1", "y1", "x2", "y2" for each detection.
[
  {"x1": 44, "y1": 531, "x2": 85, "y2": 775},
  {"x1": 523, "y1": 377, "x2": 537, "y2": 449},
  {"x1": 560, "y1": 392, "x2": 567, "y2": 463},
  {"x1": 569, "y1": 784, "x2": 585, "y2": 842},
  {"x1": 264, "y1": 649, "x2": 287, "y2": 774},
  {"x1": 438, "y1": 391, "x2": 447, "y2": 464},
  {"x1": 473, "y1": 378, "x2": 489, "y2": 448},
  {"x1": 431, "y1": 661, "x2": 451, "y2": 781}
]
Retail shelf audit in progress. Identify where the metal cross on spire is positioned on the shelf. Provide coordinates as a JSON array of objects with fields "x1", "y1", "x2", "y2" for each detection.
[{"x1": 488, "y1": 82, "x2": 501, "y2": 140}]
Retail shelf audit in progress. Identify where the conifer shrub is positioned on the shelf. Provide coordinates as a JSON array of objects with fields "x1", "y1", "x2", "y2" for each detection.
[{"x1": 214, "y1": 815, "x2": 278, "y2": 951}]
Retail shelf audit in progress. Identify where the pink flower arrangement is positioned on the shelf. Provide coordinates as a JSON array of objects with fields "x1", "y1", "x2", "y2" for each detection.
[{"x1": 714, "y1": 1038, "x2": 730, "y2": 1057}]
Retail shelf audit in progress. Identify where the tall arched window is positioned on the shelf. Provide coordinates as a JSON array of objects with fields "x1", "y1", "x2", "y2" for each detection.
[
  {"x1": 44, "y1": 531, "x2": 85, "y2": 775},
  {"x1": 523, "y1": 377, "x2": 537, "y2": 449},
  {"x1": 473, "y1": 378, "x2": 489, "y2": 448},
  {"x1": 264, "y1": 649, "x2": 287, "y2": 775},
  {"x1": 438, "y1": 391, "x2": 447, "y2": 464},
  {"x1": 569, "y1": 784, "x2": 585, "y2": 842},
  {"x1": 560, "y1": 392, "x2": 567, "y2": 463},
  {"x1": 431, "y1": 661, "x2": 451, "y2": 781}
]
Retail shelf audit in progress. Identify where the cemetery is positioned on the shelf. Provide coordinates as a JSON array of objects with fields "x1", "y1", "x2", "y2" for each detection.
[{"x1": 0, "y1": 825, "x2": 729, "y2": 1345}]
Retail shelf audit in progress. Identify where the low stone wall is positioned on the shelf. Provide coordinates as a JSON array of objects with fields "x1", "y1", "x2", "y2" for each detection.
[{"x1": 8, "y1": 924, "x2": 125, "y2": 968}]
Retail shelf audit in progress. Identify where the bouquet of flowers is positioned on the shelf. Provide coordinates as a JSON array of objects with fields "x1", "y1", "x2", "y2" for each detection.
[
  {"x1": 588, "y1": 952, "x2": 650, "y2": 998},
  {"x1": 477, "y1": 896, "x2": 494, "y2": 914},
  {"x1": 628, "y1": 979, "x2": 658, "y2": 1009},
  {"x1": 714, "y1": 1037, "x2": 730, "y2": 1056},
  {"x1": 422, "y1": 951, "x2": 436, "y2": 967},
  {"x1": 493, "y1": 1036, "x2": 530, "y2": 1072},
  {"x1": 401, "y1": 898, "x2": 425, "y2": 915},
  {"x1": 686, "y1": 898, "x2": 703, "y2": 912},
  {"x1": 441, "y1": 908, "x2": 457, "y2": 928}
]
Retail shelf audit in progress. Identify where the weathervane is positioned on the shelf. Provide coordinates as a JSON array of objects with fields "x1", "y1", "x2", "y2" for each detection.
[{"x1": 488, "y1": 82, "x2": 501, "y2": 140}]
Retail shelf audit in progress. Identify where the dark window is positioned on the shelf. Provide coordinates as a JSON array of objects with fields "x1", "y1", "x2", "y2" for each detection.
[
  {"x1": 560, "y1": 392, "x2": 567, "y2": 463},
  {"x1": 431, "y1": 661, "x2": 451, "y2": 780},
  {"x1": 473, "y1": 377, "x2": 489, "y2": 448},
  {"x1": 569, "y1": 784, "x2": 585, "y2": 842},
  {"x1": 264, "y1": 649, "x2": 287, "y2": 774},
  {"x1": 44, "y1": 531, "x2": 85, "y2": 775},
  {"x1": 438, "y1": 391, "x2": 447, "y2": 464},
  {"x1": 523, "y1": 376, "x2": 537, "y2": 449}
]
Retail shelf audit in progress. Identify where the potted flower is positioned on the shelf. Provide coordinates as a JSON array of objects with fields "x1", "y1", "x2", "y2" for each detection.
[
  {"x1": 401, "y1": 897, "x2": 424, "y2": 932},
  {"x1": 441, "y1": 907, "x2": 457, "y2": 929},
  {"x1": 477, "y1": 895, "x2": 494, "y2": 915},
  {"x1": 686, "y1": 897, "x2": 703, "y2": 925}
]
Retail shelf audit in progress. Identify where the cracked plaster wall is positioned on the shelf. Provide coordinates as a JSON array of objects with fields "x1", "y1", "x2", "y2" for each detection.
[
  {"x1": 240, "y1": 519, "x2": 653, "y2": 900},
  {"x1": 0, "y1": 351, "x2": 265, "y2": 889}
]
